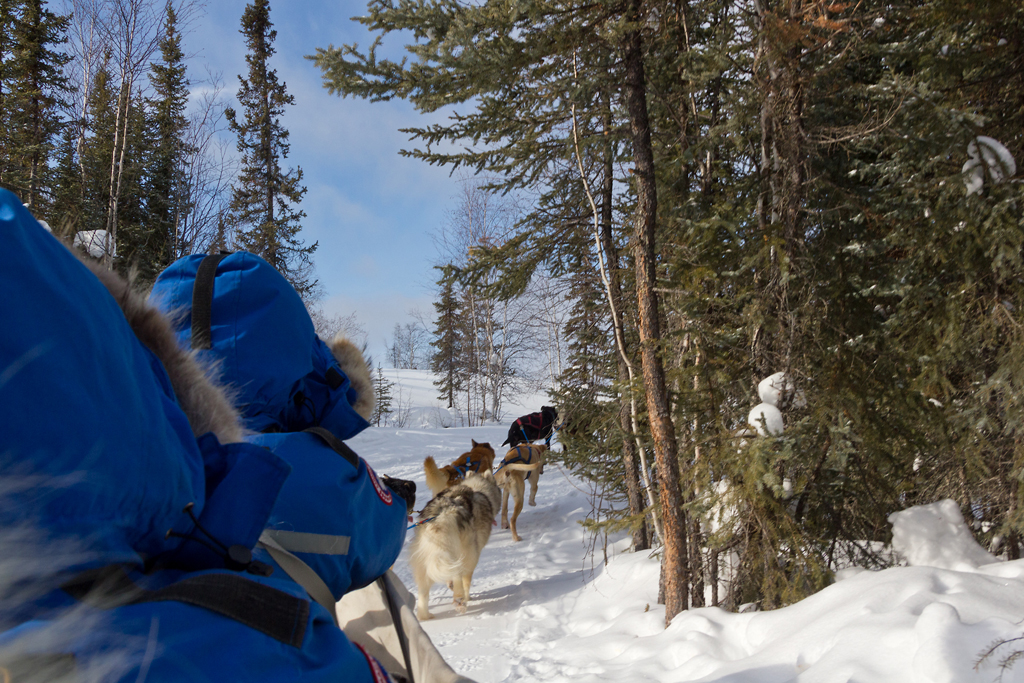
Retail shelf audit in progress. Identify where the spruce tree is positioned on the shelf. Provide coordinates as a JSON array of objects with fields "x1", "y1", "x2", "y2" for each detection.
[
  {"x1": 431, "y1": 265, "x2": 464, "y2": 409},
  {"x1": 226, "y1": 0, "x2": 316, "y2": 296},
  {"x1": 0, "y1": 0, "x2": 21, "y2": 187},
  {"x1": 146, "y1": 1, "x2": 191, "y2": 275},
  {"x1": 371, "y1": 364, "x2": 394, "y2": 427},
  {"x1": 6, "y1": 0, "x2": 70, "y2": 213}
]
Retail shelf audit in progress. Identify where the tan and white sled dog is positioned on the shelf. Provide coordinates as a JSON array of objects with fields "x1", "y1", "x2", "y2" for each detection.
[
  {"x1": 423, "y1": 440, "x2": 496, "y2": 497},
  {"x1": 408, "y1": 471, "x2": 501, "y2": 620},
  {"x1": 494, "y1": 444, "x2": 548, "y2": 542}
]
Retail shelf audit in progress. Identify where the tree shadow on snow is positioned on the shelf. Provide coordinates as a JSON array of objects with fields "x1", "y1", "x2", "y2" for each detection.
[{"x1": 465, "y1": 570, "x2": 588, "y2": 616}]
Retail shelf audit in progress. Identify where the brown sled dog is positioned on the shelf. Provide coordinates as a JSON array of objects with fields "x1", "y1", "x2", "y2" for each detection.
[
  {"x1": 423, "y1": 440, "x2": 496, "y2": 497},
  {"x1": 494, "y1": 444, "x2": 548, "y2": 542}
]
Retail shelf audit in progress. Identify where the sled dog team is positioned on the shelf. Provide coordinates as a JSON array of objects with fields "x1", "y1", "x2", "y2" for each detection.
[{"x1": 412, "y1": 405, "x2": 559, "y2": 620}]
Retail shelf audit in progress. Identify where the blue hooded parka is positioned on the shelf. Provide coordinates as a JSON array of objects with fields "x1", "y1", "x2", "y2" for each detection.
[{"x1": 0, "y1": 191, "x2": 394, "y2": 683}]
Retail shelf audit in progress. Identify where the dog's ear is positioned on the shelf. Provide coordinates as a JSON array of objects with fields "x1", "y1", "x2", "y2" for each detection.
[{"x1": 472, "y1": 439, "x2": 479, "y2": 447}]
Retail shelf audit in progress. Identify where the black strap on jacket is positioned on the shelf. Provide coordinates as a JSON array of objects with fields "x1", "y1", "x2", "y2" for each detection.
[
  {"x1": 378, "y1": 572, "x2": 416, "y2": 683},
  {"x1": 190, "y1": 252, "x2": 229, "y2": 350},
  {"x1": 304, "y1": 426, "x2": 360, "y2": 469},
  {"x1": 63, "y1": 565, "x2": 310, "y2": 648}
]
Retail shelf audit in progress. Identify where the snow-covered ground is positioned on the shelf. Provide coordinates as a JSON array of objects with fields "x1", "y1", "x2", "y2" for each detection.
[{"x1": 349, "y1": 370, "x2": 1024, "y2": 683}]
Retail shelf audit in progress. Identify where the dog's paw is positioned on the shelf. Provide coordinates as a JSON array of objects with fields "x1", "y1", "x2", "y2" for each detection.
[
  {"x1": 501, "y1": 520, "x2": 509, "y2": 530},
  {"x1": 453, "y1": 597, "x2": 467, "y2": 614},
  {"x1": 417, "y1": 609, "x2": 434, "y2": 621},
  {"x1": 528, "y1": 499, "x2": 536, "y2": 507}
]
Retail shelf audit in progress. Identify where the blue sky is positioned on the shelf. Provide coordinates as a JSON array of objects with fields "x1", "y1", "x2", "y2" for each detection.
[{"x1": 188, "y1": 0, "x2": 458, "y2": 361}]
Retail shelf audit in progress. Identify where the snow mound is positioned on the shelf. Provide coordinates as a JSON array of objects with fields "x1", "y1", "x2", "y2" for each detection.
[
  {"x1": 747, "y1": 402, "x2": 784, "y2": 435},
  {"x1": 888, "y1": 498, "x2": 999, "y2": 570},
  {"x1": 73, "y1": 230, "x2": 115, "y2": 258},
  {"x1": 405, "y1": 406, "x2": 454, "y2": 429},
  {"x1": 963, "y1": 136, "x2": 1016, "y2": 195}
]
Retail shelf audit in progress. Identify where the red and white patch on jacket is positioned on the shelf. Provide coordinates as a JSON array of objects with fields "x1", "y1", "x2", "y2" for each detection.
[
  {"x1": 355, "y1": 643, "x2": 393, "y2": 683},
  {"x1": 367, "y1": 464, "x2": 393, "y2": 505}
]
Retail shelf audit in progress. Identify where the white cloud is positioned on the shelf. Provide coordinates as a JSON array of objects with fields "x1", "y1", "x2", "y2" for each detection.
[
  {"x1": 321, "y1": 289, "x2": 436, "y2": 364},
  {"x1": 187, "y1": 1, "x2": 460, "y2": 329}
]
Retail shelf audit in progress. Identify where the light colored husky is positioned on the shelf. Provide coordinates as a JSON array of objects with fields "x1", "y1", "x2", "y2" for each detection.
[
  {"x1": 408, "y1": 471, "x2": 501, "y2": 620},
  {"x1": 494, "y1": 444, "x2": 548, "y2": 542}
]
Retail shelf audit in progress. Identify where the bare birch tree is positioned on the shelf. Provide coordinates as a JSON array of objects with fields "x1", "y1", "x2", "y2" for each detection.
[
  {"x1": 97, "y1": 0, "x2": 163, "y2": 266},
  {"x1": 434, "y1": 179, "x2": 538, "y2": 424},
  {"x1": 174, "y1": 73, "x2": 236, "y2": 257},
  {"x1": 64, "y1": 0, "x2": 107, "y2": 196}
]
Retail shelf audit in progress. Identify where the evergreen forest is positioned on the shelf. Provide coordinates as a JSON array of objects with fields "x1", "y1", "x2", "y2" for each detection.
[
  {"x1": 0, "y1": 0, "x2": 314, "y2": 292},
  {"x1": 310, "y1": 0, "x2": 1024, "y2": 623}
]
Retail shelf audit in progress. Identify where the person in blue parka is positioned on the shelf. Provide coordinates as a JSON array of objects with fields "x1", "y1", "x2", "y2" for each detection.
[
  {"x1": 149, "y1": 252, "x2": 413, "y2": 599},
  {"x1": 0, "y1": 190, "x2": 398, "y2": 683}
]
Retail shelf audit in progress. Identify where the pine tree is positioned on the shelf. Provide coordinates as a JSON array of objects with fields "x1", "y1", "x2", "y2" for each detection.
[
  {"x1": 0, "y1": 0, "x2": 21, "y2": 186},
  {"x1": 226, "y1": 0, "x2": 315, "y2": 296},
  {"x1": 6, "y1": 0, "x2": 70, "y2": 213},
  {"x1": 431, "y1": 266, "x2": 463, "y2": 409},
  {"x1": 146, "y1": 1, "x2": 191, "y2": 276},
  {"x1": 371, "y1": 364, "x2": 394, "y2": 427}
]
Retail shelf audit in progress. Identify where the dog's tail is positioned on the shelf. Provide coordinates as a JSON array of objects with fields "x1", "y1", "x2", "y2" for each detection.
[
  {"x1": 423, "y1": 456, "x2": 450, "y2": 497},
  {"x1": 502, "y1": 462, "x2": 544, "y2": 472},
  {"x1": 411, "y1": 524, "x2": 467, "y2": 582},
  {"x1": 495, "y1": 461, "x2": 543, "y2": 486}
]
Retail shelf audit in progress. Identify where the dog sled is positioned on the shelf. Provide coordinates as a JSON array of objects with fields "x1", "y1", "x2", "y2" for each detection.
[{"x1": 338, "y1": 570, "x2": 477, "y2": 683}]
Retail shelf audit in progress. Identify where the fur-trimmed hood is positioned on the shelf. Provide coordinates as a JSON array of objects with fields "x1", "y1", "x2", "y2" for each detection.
[
  {"x1": 150, "y1": 252, "x2": 373, "y2": 438},
  {"x1": 327, "y1": 335, "x2": 374, "y2": 423},
  {"x1": 80, "y1": 259, "x2": 245, "y2": 444}
]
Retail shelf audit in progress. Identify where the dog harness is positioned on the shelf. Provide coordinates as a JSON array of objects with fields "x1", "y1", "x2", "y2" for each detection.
[
  {"x1": 515, "y1": 413, "x2": 557, "y2": 446},
  {"x1": 494, "y1": 445, "x2": 535, "y2": 474},
  {"x1": 453, "y1": 457, "x2": 485, "y2": 478}
]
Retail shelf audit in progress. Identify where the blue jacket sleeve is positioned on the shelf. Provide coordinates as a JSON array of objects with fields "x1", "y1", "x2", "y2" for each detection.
[{"x1": 253, "y1": 431, "x2": 408, "y2": 599}]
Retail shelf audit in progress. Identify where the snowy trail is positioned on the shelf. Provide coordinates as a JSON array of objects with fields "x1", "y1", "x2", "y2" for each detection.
[
  {"x1": 348, "y1": 421, "x2": 632, "y2": 683},
  {"x1": 345, "y1": 372, "x2": 1024, "y2": 683}
]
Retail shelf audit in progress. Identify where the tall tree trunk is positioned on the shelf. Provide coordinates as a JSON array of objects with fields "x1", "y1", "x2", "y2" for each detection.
[
  {"x1": 600, "y1": 110, "x2": 649, "y2": 551},
  {"x1": 621, "y1": 6, "x2": 688, "y2": 625},
  {"x1": 571, "y1": 76, "x2": 661, "y2": 546},
  {"x1": 753, "y1": 0, "x2": 806, "y2": 376}
]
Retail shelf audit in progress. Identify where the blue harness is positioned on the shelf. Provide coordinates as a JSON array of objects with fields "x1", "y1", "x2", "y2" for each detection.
[
  {"x1": 453, "y1": 457, "x2": 485, "y2": 478},
  {"x1": 518, "y1": 420, "x2": 558, "y2": 446},
  {"x1": 495, "y1": 444, "x2": 535, "y2": 474}
]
